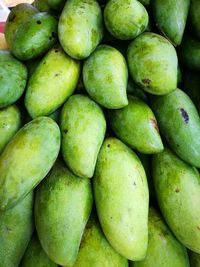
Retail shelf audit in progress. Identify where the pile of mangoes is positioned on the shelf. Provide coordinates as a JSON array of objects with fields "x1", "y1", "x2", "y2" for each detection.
[{"x1": 1, "y1": 0, "x2": 200, "y2": 266}]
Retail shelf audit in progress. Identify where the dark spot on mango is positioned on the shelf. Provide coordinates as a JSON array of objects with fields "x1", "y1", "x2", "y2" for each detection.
[
  {"x1": 37, "y1": 20, "x2": 42, "y2": 24},
  {"x1": 63, "y1": 129, "x2": 68, "y2": 134},
  {"x1": 55, "y1": 50, "x2": 58, "y2": 53},
  {"x1": 107, "y1": 144, "x2": 110, "y2": 148},
  {"x1": 180, "y1": 108, "x2": 189, "y2": 123},
  {"x1": 49, "y1": 37, "x2": 52, "y2": 41},
  {"x1": 197, "y1": 226, "x2": 200, "y2": 231},
  {"x1": 142, "y1": 78, "x2": 151, "y2": 85},
  {"x1": 175, "y1": 188, "x2": 180, "y2": 193},
  {"x1": 52, "y1": 32, "x2": 57, "y2": 38},
  {"x1": 55, "y1": 73, "x2": 59, "y2": 77},
  {"x1": 110, "y1": 216, "x2": 113, "y2": 219},
  {"x1": 150, "y1": 118, "x2": 159, "y2": 133},
  {"x1": 43, "y1": 61, "x2": 46, "y2": 65},
  {"x1": 133, "y1": 181, "x2": 136, "y2": 186}
]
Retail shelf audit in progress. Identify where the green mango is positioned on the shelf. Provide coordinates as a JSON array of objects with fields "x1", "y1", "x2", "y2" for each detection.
[
  {"x1": 20, "y1": 234, "x2": 57, "y2": 267},
  {"x1": 189, "y1": 251, "x2": 200, "y2": 267},
  {"x1": 127, "y1": 79, "x2": 148, "y2": 103},
  {"x1": 93, "y1": 137, "x2": 149, "y2": 260},
  {"x1": 104, "y1": 0, "x2": 148, "y2": 40},
  {"x1": 33, "y1": 0, "x2": 52, "y2": 12},
  {"x1": 108, "y1": 95, "x2": 163, "y2": 154},
  {"x1": 0, "y1": 191, "x2": 34, "y2": 267},
  {"x1": 58, "y1": 0, "x2": 103, "y2": 60},
  {"x1": 73, "y1": 216, "x2": 128, "y2": 267},
  {"x1": 0, "y1": 105, "x2": 21, "y2": 154},
  {"x1": 0, "y1": 116, "x2": 60, "y2": 210},
  {"x1": 178, "y1": 34, "x2": 200, "y2": 71},
  {"x1": 130, "y1": 207, "x2": 190, "y2": 267},
  {"x1": 35, "y1": 160, "x2": 93, "y2": 267},
  {"x1": 189, "y1": 0, "x2": 200, "y2": 39},
  {"x1": 11, "y1": 12, "x2": 58, "y2": 60},
  {"x1": 127, "y1": 32, "x2": 178, "y2": 95},
  {"x1": 152, "y1": 0, "x2": 190, "y2": 46},
  {"x1": 83, "y1": 45, "x2": 128, "y2": 109},
  {"x1": 5, "y1": 3, "x2": 38, "y2": 47},
  {"x1": 153, "y1": 148, "x2": 200, "y2": 253},
  {"x1": 25, "y1": 45, "x2": 80, "y2": 118},
  {"x1": 47, "y1": 0, "x2": 66, "y2": 11},
  {"x1": 183, "y1": 70, "x2": 200, "y2": 112},
  {"x1": 151, "y1": 88, "x2": 200, "y2": 167},
  {"x1": 0, "y1": 50, "x2": 27, "y2": 108},
  {"x1": 60, "y1": 94, "x2": 106, "y2": 178}
]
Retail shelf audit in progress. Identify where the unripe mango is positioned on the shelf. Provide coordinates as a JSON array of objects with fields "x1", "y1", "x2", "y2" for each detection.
[
  {"x1": 0, "y1": 116, "x2": 60, "y2": 210},
  {"x1": 35, "y1": 160, "x2": 93, "y2": 266},
  {"x1": 93, "y1": 137, "x2": 149, "y2": 260}
]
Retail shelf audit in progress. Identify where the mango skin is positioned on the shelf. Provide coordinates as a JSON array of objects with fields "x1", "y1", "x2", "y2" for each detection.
[
  {"x1": 20, "y1": 234, "x2": 57, "y2": 267},
  {"x1": 35, "y1": 160, "x2": 93, "y2": 267},
  {"x1": 60, "y1": 94, "x2": 106, "y2": 178},
  {"x1": 12, "y1": 12, "x2": 58, "y2": 61},
  {"x1": 152, "y1": 0, "x2": 190, "y2": 46},
  {"x1": 189, "y1": 251, "x2": 200, "y2": 267},
  {"x1": 33, "y1": 0, "x2": 52, "y2": 12},
  {"x1": 93, "y1": 137, "x2": 149, "y2": 260},
  {"x1": 0, "y1": 50, "x2": 27, "y2": 108},
  {"x1": 153, "y1": 148, "x2": 200, "y2": 253},
  {"x1": 73, "y1": 216, "x2": 128, "y2": 267},
  {"x1": 47, "y1": 0, "x2": 66, "y2": 11},
  {"x1": 0, "y1": 105, "x2": 21, "y2": 154},
  {"x1": 151, "y1": 88, "x2": 200, "y2": 168},
  {"x1": 0, "y1": 192, "x2": 34, "y2": 267},
  {"x1": 189, "y1": 0, "x2": 200, "y2": 39},
  {"x1": 178, "y1": 34, "x2": 200, "y2": 71},
  {"x1": 58, "y1": 0, "x2": 103, "y2": 60},
  {"x1": 104, "y1": 0, "x2": 148, "y2": 40},
  {"x1": 5, "y1": 3, "x2": 38, "y2": 47},
  {"x1": 25, "y1": 45, "x2": 80, "y2": 118},
  {"x1": 131, "y1": 208, "x2": 190, "y2": 267},
  {"x1": 108, "y1": 95, "x2": 163, "y2": 154},
  {"x1": 83, "y1": 45, "x2": 128, "y2": 109},
  {"x1": 0, "y1": 116, "x2": 60, "y2": 210},
  {"x1": 127, "y1": 32, "x2": 178, "y2": 95}
]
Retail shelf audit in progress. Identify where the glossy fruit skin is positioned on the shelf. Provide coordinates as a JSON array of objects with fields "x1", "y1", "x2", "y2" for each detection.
[
  {"x1": 0, "y1": 192, "x2": 34, "y2": 267},
  {"x1": 58, "y1": 0, "x2": 103, "y2": 60},
  {"x1": 152, "y1": 0, "x2": 190, "y2": 46},
  {"x1": 0, "y1": 116, "x2": 60, "y2": 210},
  {"x1": 153, "y1": 148, "x2": 200, "y2": 253},
  {"x1": 25, "y1": 45, "x2": 80, "y2": 118},
  {"x1": 20, "y1": 234, "x2": 57, "y2": 267},
  {"x1": 11, "y1": 12, "x2": 58, "y2": 60},
  {"x1": 73, "y1": 216, "x2": 128, "y2": 267},
  {"x1": 104, "y1": 0, "x2": 148, "y2": 40},
  {"x1": 5, "y1": 3, "x2": 38, "y2": 47},
  {"x1": 60, "y1": 94, "x2": 106, "y2": 178},
  {"x1": 189, "y1": 0, "x2": 200, "y2": 39},
  {"x1": 0, "y1": 105, "x2": 21, "y2": 154},
  {"x1": 127, "y1": 32, "x2": 178, "y2": 95},
  {"x1": 35, "y1": 160, "x2": 93, "y2": 267},
  {"x1": 93, "y1": 137, "x2": 149, "y2": 260},
  {"x1": 83, "y1": 45, "x2": 128, "y2": 109},
  {"x1": 0, "y1": 50, "x2": 27, "y2": 108},
  {"x1": 130, "y1": 207, "x2": 190, "y2": 267},
  {"x1": 151, "y1": 88, "x2": 200, "y2": 168}
]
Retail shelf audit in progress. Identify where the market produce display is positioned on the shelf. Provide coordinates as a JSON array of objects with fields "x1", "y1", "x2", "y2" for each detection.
[{"x1": 0, "y1": 0, "x2": 200, "y2": 266}]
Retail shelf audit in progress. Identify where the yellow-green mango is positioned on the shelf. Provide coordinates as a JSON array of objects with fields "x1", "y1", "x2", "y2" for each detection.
[
  {"x1": 189, "y1": 251, "x2": 200, "y2": 267},
  {"x1": 25, "y1": 45, "x2": 80, "y2": 118},
  {"x1": 35, "y1": 160, "x2": 93, "y2": 267},
  {"x1": 152, "y1": 0, "x2": 190, "y2": 46},
  {"x1": 11, "y1": 12, "x2": 58, "y2": 60},
  {"x1": 0, "y1": 50, "x2": 27, "y2": 108},
  {"x1": 93, "y1": 137, "x2": 149, "y2": 260},
  {"x1": 153, "y1": 148, "x2": 200, "y2": 253},
  {"x1": 73, "y1": 216, "x2": 128, "y2": 267},
  {"x1": 189, "y1": 0, "x2": 200, "y2": 39},
  {"x1": 5, "y1": 3, "x2": 38, "y2": 47},
  {"x1": 60, "y1": 94, "x2": 106, "y2": 178},
  {"x1": 0, "y1": 105, "x2": 21, "y2": 154},
  {"x1": 0, "y1": 116, "x2": 60, "y2": 210},
  {"x1": 127, "y1": 32, "x2": 178, "y2": 95},
  {"x1": 178, "y1": 34, "x2": 200, "y2": 71},
  {"x1": 0, "y1": 191, "x2": 34, "y2": 267},
  {"x1": 130, "y1": 207, "x2": 190, "y2": 267},
  {"x1": 151, "y1": 88, "x2": 200, "y2": 168},
  {"x1": 20, "y1": 234, "x2": 57, "y2": 267},
  {"x1": 104, "y1": 0, "x2": 148, "y2": 40},
  {"x1": 108, "y1": 95, "x2": 163, "y2": 154},
  {"x1": 58, "y1": 0, "x2": 103, "y2": 60},
  {"x1": 83, "y1": 45, "x2": 128, "y2": 109}
]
